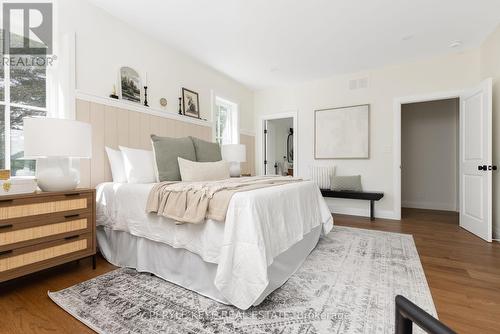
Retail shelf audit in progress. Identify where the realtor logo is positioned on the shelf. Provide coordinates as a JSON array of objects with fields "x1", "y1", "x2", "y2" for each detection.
[{"x1": 3, "y1": 2, "x2": 53, "y2": 55}]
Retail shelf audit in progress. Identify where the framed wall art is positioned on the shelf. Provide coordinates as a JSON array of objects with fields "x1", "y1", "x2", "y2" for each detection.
[
  {"x1": 119, "y1": 66, "x2": 141, "y2": 103},
  {"x1": 314, "y1": 104, "x2": 369, "y2": 159},
  {"x1": 182, "y1": 88, "x2": 200, "y2": 118}
]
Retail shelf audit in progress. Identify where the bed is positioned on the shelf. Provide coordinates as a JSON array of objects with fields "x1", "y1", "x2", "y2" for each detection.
[{"x1": 96, "y1": 178, "x2": 333, "y2": 310}]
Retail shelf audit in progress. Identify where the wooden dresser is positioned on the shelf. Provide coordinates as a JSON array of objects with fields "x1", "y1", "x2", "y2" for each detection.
[{"x1": 0, "y1": 189, "x2": 96, "y2": 283}]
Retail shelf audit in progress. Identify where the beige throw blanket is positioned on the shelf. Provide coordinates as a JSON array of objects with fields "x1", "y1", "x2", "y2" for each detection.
[{"x1": 146, "y1": 176, "x2": 302, "y2": 224}]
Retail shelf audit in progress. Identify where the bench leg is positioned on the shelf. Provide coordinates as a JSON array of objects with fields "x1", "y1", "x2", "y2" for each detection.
[{"x1": 370, "y1": 200, "x2": 375, "y2": 221}]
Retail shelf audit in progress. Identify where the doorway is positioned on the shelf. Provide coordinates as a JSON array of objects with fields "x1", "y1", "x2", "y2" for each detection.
[
  {"x1": 393, "y1": 79, "x2": 493, "y2": 242},
  {"x1": 261, "y1": 112, "x2": 298, "y2": 176},
  {"x1": 265, "y1": 118, "x2": 294, "y2": 176},
  {"x1": 401, "y1": 98, "x2": 459, "y2": 213}
]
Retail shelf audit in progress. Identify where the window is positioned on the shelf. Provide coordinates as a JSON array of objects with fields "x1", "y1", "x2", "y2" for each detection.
[
  {"x1": 1, "y1": 35, "x2": 47, "y2": 176},
  {"x1": 214, "y1": 97, "x2": 238, "y2": 145}
]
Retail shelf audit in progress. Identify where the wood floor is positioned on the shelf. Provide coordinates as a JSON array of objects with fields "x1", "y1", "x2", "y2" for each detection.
[
  {"x1": 0, "y1": 208, "x2": 499, "y2": 334},
  {"x1": 337, "y1": 208, "x2": 500, "y2": 334}
]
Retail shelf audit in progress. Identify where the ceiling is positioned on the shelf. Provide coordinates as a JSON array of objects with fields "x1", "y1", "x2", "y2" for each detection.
[{"x1": 88, "y1": 0, "x2": 500, "y2": 90}]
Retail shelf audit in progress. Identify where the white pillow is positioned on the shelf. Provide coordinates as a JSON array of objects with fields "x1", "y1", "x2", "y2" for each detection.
[
  {"x1": 119, "y1": 146, "x2": 156, "y2": 183},
  {"x1": 310, "y1": 165, "x2": 336, "y2": 189},
  {"x1": 105, "y1": 147, "x2": 127, "y2": 183},
  {"x1": 178, "y1": 157, "x2": 230, "y2": 182}
]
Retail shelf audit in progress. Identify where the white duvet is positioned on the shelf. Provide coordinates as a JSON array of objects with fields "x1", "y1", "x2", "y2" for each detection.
[{"x1": 96, "y1": 180, "x2": 333, "y2": 309}]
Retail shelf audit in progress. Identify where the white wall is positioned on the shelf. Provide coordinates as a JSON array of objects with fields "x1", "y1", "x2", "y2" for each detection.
[
  {"x1": 254, "y1": 51, "x2": 480, "y2": 218},
  {"x1": 55, "y1": 0, "x2": 500, "y2": 235},
  {"x1": 401, "y1": 99, "x2": 459, "y2": 211},
  {"x1": 480, "y1": 24, "x2": 500, "y2": 239},
  {"x1": 56, "y1": 0, "x2": 255, "y2": 133}
]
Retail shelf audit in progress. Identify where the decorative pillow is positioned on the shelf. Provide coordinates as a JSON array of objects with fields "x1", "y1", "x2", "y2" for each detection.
[
  {"x1": 189, "y1": 136, "x2": 222, "y2": 162},
  {"x1": 330, "y1": 175, "x2": 362, "y2": 192},
  {"x1": 178, "y1": 157, "x2": 230, "y2": 182},
  {"x1": 151, "y1": 135, "x2": 196, "y2": 181},
  {"x1": 310, "y1": 165, "x2": 336, "y2": 189},
  {"x1": 105, "y1": 147, "x2": 127, "y2": 183},
  {"x1": 119, "y1": 146, "x2": 156, "y2": 183}
]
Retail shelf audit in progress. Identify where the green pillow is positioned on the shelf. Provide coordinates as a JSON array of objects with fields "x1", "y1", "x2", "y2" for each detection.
[
  {"x1": 189, "y1": 136, "x2": 222, "y2": 162},
  {"x1": 330, "y1": 175, "x2": 362, "y2": 192},
  {"x1": 151, "y1": 135, "x2": 196, "y2": 181}
]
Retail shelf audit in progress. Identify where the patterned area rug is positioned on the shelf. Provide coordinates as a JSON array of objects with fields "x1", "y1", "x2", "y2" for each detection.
[{"x1": 49, "y1": 226, "x2": 436, "y2": 334}]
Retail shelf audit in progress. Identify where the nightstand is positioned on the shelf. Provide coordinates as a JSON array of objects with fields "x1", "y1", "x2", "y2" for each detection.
[{"x1": 0, "y1": 188, "x2": 96, "y2": 283}]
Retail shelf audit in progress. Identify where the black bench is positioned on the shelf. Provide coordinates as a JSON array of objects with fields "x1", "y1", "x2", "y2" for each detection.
[{"x1": 320, "y1": 189, "x2": 384, "y2": 221}]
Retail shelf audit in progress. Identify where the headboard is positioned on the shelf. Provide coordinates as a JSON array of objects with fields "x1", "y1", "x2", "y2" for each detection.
[{"x1": 75, "y1": 97, "x2": 255, "y2": 188}]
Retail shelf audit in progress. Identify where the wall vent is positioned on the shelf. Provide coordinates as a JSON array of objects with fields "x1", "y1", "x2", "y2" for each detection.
[
  {"x1": 349, "y1": 79, "x2": 358, "y2": 90},
  {"x1": 348, "y1": 76, "x2": 370, "y2": 90}
]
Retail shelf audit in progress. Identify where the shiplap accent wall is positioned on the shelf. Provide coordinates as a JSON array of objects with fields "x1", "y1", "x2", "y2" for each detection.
[{"x1": 75, "y1": 98, "x2": 255, "y2": 188}]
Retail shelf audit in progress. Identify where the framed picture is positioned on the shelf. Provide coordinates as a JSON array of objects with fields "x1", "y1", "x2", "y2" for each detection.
[
  {"x1": 314, "y1": 104, "x2": 370, "y2": 159},
  {"x1": 119, "y1": 66, "x2": 141, "y2": 103},
  {"x1": 182, "y1": 88, "x2": 200, "y2": 118}
]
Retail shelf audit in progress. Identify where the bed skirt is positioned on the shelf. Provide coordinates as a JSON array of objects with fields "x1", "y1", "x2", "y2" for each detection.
[{"x1": 97, "y1": 225, "x2": 322, "y2": 307}]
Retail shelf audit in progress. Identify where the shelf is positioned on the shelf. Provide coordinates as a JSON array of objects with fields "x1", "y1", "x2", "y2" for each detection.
[{"x1": 75, "y1": 90, "x2": 212, "y2": 128}]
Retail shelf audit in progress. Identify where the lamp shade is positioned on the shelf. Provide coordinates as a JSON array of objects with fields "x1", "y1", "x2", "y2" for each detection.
[
  {"x1": 222, "y1": 144, "x2": 246, "y2": 163},
  {"x1": 23, "y1": 118, "x2": 92, "y2": 158}
]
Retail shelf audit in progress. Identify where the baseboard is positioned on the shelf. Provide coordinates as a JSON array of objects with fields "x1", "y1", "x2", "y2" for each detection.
[
  {"x1": 326, "y1": 203, "x2": 398, "y2": 220},
  {"x1": 401, "y1": 200, "x2": 457, "y2": 212}
]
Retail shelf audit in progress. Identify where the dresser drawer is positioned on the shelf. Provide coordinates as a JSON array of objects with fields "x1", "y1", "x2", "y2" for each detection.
[
  {"x1": 0, "y1": 189, "x2": 95, "y2": 283},
  {"x1": 0, "y1": 213, "x2": 92, "y2": 251},
  {"x1": 0, "y1": 192, "x2": 92, "y2": 222},
  {"x1": 0, "y1": 233, "x2": 92, "y2": 278}
]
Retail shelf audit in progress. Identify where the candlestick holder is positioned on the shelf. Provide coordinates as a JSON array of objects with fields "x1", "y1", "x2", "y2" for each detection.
[
  {"x1": 109, "y1": 84, "x2": 119, "y2": 99},
  {"x1": 143, "y1": 86, "x2": 149, "y2": 107},
  {"x1": 178, "y1": 97, "x2": 182, "y2": 115}
]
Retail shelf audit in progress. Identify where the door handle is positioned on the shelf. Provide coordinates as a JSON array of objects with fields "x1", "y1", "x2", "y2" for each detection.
[{"x1": 478, "y1": 165, "x2": 497, "y2": 171}]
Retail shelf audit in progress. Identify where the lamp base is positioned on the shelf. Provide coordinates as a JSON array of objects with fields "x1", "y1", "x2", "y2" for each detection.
[
  {"x1": 228, "y1": 162, "x2": 241, "y2": 178},
  {"x1": 36, "y1": 158, "x2": 80, "y2": 192}
]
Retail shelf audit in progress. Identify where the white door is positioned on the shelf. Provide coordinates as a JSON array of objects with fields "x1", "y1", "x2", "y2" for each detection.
[
  {"x1": 264, "y1": 120, "x2": 269, "y2": 175},
  {"x1": 459, "y1": 78, "x2": 493, "y2": 242},
  {"x1": 265, "y1": 120, "x2": 276, "y2": 175}
]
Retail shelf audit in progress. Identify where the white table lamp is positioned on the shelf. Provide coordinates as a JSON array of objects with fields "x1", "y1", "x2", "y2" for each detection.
[
  {"x1": 23, "y1": 118, "x2": 92, "y2": 192},
  {"x1": 222, "y1": 144, "x2": 246, "y2": 177}
]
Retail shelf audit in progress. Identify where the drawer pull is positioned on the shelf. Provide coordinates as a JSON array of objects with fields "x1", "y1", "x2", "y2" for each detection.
[
  {"x1": 64, "y1": 214, "x2": 80, "y2": 219},
  {"x1": 64, "y1": 193, "x2": 81, "y2": 197},
  {"x1": 0, "y1": 250, "x2": 12, "y2": 256},
  {"x1": 0, "y1": 199, "x2": 13, "y2": 203},
  {"x1": 65, "y1": 235, "x2": 79, "y2": 240},
  {"x1": 0, "y1": 224, "x2": 13, "y2": 229}
]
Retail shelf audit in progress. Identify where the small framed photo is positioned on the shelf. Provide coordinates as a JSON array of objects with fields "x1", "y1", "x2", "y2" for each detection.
[
  {"x1": 119, "y1": 66, "x2": 141, "y2": 103},
  {"x1": 182, "y1": 88, "x2": 200, "y2": 118}
]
